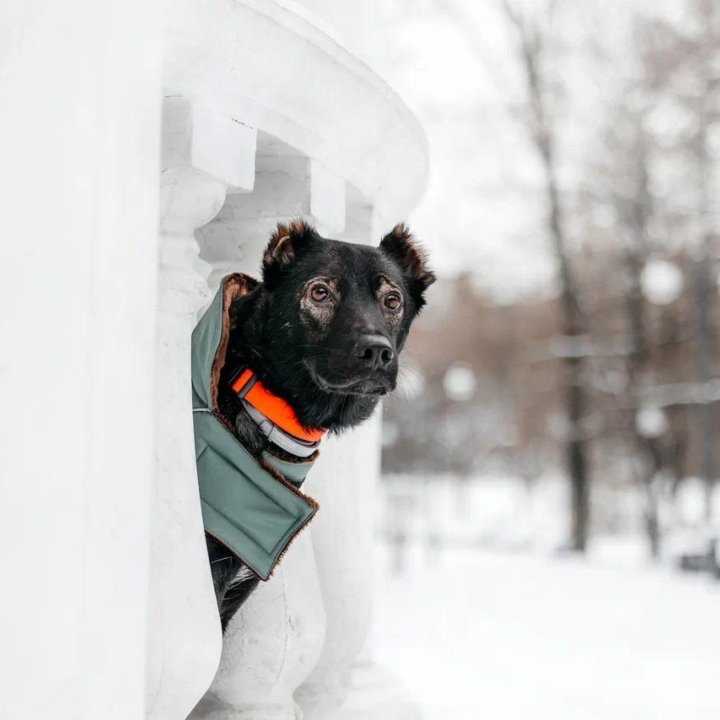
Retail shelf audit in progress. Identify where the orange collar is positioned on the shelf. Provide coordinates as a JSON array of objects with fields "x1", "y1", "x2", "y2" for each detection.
[{"x1": 231, "y1": 369, "x2": 326, "y2": 444}]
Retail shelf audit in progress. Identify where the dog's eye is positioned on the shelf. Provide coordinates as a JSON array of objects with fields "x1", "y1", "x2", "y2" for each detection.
[
  {"x1": 384, "y1": 292, "x2": 403, "y2": 311},
  {"x1": 310, "y1": 283, "x2": 330, "y2": 302}
]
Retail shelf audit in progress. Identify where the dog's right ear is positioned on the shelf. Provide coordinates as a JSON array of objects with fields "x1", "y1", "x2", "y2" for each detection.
[{"x1": 262, "y1": 219, "x2": 317, "y2": 283}]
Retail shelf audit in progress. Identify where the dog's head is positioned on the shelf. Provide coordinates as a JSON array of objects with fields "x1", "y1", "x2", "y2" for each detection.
[{"x1": 233, "y1": 220, "x2": 435, "y2": 430}]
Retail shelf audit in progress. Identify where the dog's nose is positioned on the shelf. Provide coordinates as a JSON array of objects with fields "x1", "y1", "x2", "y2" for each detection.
[{"x1": 355, "y1": 334, "x2": 394, "y2": 370}]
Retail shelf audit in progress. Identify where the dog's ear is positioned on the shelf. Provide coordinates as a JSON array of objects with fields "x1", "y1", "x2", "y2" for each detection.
[
  {"x1": 263, "y1": 219, "x2": 317, "y2": 283},
  {"x1": 379, "y1": 224, "x2": 436, "y2": 304}
]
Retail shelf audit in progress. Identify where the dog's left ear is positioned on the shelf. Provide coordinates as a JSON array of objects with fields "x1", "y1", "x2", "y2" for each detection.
[
  {"x1": 379, "y1": 224, "x2": 436, "y2": 305},
  {"x1": 263, "y1": 219, "x2": 318, "y2": 284}
]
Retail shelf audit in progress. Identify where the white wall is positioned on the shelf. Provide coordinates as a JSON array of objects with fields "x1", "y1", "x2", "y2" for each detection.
[{"x1": 0, "y1": 2, "x2": 162, "y2": 718}]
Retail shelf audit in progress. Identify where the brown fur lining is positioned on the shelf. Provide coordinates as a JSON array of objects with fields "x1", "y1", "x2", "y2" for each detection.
[{"x1": 209, "y1": 273, "x2": 258, "y2": 416}]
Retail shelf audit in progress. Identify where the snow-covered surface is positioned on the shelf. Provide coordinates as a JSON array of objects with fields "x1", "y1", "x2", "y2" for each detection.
[
  {"x1": 382, "y1": 474, "x2": 720, "y2": 556},
  {"x1": 373, "y1": 544, "x2": 720, "y2": 720}
]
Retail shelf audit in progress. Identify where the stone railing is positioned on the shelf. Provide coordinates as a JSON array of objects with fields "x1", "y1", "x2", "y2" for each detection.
[{"x1": 146, "y1": 2, "x2": 428, "y2": 718}]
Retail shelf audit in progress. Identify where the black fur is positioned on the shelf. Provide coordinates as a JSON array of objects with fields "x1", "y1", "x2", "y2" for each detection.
[{"x1": 207, "y1": 220, "x2": 434, "y2": 630}]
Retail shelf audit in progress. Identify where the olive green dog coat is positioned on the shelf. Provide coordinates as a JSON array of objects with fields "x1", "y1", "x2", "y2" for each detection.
[{"x1": 191, "y1": 274, "x2": 319, "y2": 580}]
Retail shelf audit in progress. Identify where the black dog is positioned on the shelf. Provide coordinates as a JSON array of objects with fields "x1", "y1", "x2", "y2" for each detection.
[{"x1": 207, "y1": 219, "x2": 435, "y2": 629}]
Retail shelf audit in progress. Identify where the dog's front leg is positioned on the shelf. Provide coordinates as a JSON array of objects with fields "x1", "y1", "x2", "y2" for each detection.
[{"x1": 206, "y1": 534, "x2": 260, "y2": 631}]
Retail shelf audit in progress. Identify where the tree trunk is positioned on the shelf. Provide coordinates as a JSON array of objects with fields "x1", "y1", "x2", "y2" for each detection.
[
  {"x1": 692, "y1": 256, "x2": 717, "y2": 520},
  {"x1": 692, "y1": 0, "x2": 718, "y2": 521},
  {"x1": 544, "y1": 135, "x2": 590, "y2": 553},
  {"x1": 620, "y1": 128, "x2": 665, "y2": 560}
]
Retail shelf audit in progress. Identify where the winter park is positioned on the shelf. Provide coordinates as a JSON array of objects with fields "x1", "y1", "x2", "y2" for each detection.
[{"x1": 2, "y1": 1, "x2": 720, "y2": 719}]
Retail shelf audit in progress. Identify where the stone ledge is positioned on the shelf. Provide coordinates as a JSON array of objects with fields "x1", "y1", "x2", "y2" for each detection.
[{"x1": 164, "y1": 0, "x2": 428, "y2": 224}]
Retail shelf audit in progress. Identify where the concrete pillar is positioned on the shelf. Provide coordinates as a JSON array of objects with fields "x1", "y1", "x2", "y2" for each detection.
[
  {"x1": 0, "y1": 1, "x2": 161, "y2": 719},
  {"x1": 146, "y1": 96, "x2": 255, "y2": 720}
]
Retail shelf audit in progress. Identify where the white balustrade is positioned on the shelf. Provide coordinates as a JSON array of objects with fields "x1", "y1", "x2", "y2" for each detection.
[
  {"x1": 156, "y1": 3, "x2": 428, "y2": 717},
  {"x1": 146, "y1": 97, "x2": 255, "y2": 720}
]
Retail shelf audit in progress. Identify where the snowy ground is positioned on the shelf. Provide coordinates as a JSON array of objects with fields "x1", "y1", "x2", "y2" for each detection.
[{"x1": 372, "y1": 543, "x2": 720, "y2": 720}]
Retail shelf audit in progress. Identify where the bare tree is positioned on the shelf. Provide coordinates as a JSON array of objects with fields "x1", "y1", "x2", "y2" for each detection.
[
  {"x1": 603, "y1": 100, "x2": 666, "y2": 557},
  {"x1": 503, "y1": 1, "x2": 591, "y2": 551},
  {"x1": 691, "y1": 0, "x2": 719, "y2": 520}
]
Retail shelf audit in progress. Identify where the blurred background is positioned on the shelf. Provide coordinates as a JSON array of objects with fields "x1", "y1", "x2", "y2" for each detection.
[{"x1": 369, "y1": 1, "x2": 720, "y2": 717}]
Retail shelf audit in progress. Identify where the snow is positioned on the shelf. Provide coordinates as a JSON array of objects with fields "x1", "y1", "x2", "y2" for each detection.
[{"x1": 372, "y1": 544, "x2": 720, "y2": 720}]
